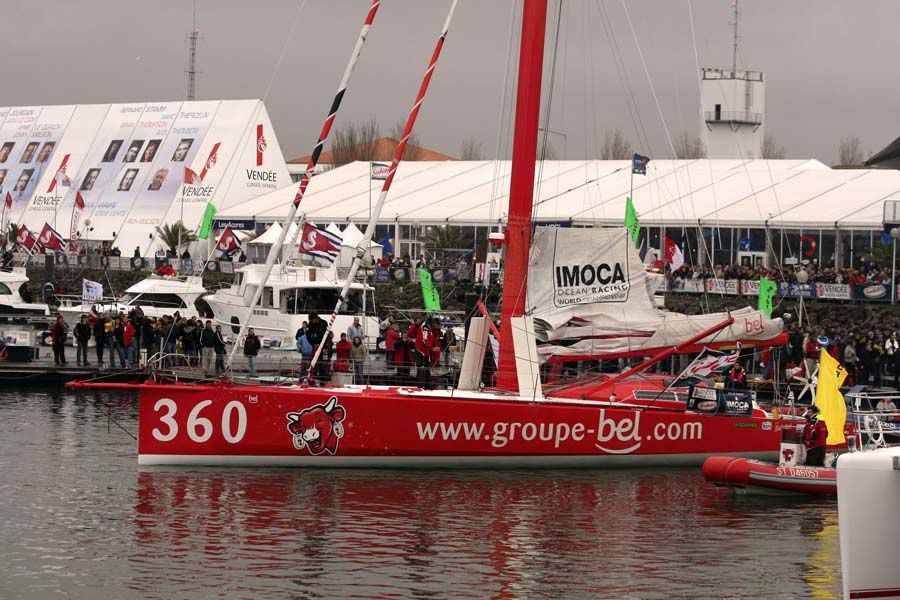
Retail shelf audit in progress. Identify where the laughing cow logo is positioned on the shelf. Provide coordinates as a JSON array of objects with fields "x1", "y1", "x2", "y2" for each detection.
[
  {"x1": 782, "y1": 448, "x2": 795, "y2": 463},
  {"x1": 286, "y1": 396, "x2": 346, "y2": 455}
]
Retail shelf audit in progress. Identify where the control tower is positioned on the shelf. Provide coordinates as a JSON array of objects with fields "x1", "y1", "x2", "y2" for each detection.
[{"x1": 700, "y1": 67, "x2": 765, "y2": 159}]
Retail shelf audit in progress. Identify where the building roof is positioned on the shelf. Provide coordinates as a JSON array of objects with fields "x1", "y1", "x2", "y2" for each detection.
[
  {"x1": 219, "y1": 159, "x2": 900, "y2": 230},
  {"x1": 865, "y1": 135, "x2": 900, "y2": 168},
  {"x1": 287, "y1": 137, "x2": 456, "y2": 164}
]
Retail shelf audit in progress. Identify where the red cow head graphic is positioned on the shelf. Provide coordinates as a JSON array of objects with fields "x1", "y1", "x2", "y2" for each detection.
[
  {"x1": 286, "y1": 396, "x2": 346, "y2": 455},
  {"x1": 782, "y1": 448, "x2": 795, "y2": 463}
]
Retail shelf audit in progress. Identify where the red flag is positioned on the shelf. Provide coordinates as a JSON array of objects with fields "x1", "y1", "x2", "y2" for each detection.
[
  {"x1": 74, "y1": 191, "x2": 85, "y2": 210},
  {"x1": 38, "y1": 223, "x2": 66, "y2": 252},
  {"x1": 4, "y1": 192, "x2": 11, "y2": 209},
  {"x1": 15, "y1": 225, "x2": 37, "y2": 255},
  {"x1": 213, "y1": 226, "x2": 240, "y2": 258},
  {"x1": 664, "y1": 236, "x2": 684, "y2": 272},
  {"x1": 299, "y1": 223, "x2": 342, "y2": 263},
  {"x1": 184, "y1": 167, "x2": 200, "y2": 185},
  {"x1": 199, "y1": 142, "x2": 221, "y2": 181}
]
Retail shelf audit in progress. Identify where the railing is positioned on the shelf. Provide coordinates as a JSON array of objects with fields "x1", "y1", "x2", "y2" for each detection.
[
  {"x1": 704, "y1": 110, "x2": 762, "y2": 125},
  {"x1": 846, "y1": 391, "x2": 900, "y2": 450}
]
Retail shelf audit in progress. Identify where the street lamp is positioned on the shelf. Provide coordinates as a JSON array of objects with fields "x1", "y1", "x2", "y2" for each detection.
[
  {"x1": 537, "y1": 127, "x2": 567, "y2": 160},
  {"x1": 891, "y1": 227, "x2": 899, "y2": 304}
]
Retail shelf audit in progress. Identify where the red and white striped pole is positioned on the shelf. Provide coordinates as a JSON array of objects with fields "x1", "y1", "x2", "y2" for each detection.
[
  {"x1": 308, "y1": 0, "x2": 460, "y2": 375},
  {"x1": 228, "y1": 0, "x2": 381, "y2": 368}
]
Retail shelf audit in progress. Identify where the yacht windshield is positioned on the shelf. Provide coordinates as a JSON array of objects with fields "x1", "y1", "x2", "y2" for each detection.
[{"x1": 280, "y1": 288, "x2": 369, "y2": 315}]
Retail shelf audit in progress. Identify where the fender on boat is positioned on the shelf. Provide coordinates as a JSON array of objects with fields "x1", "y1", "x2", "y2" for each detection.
[{"x1": 702, "y1": 456, "x2": 837, "y2": 495}]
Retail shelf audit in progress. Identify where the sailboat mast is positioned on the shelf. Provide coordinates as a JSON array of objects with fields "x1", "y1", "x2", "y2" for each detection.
[
  {"x1": 226, "y1": 0, "x2": 381, "y2": 367},
  {"x1": 307, "y1": 0, "x2": 460, "y2": 375},
  {"x1": 495, "y1": 0, "x2": 548, "y2": 393}
]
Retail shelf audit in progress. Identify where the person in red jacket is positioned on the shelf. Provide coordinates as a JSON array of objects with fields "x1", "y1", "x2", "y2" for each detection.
[
  {"x1": 802, "y1": 405, "x2": 828, "y2": 466},
  {"x1": 414, "y1": 318, "x2": 441, "y2": 386},
  {"x1": 50, "y1": 315, "x2": 68, "y2": 365},
  {"x1": 333, "y1": 333, "x2": 352, "y2": 373},
  {"x1": 394, "y1": 331, "x2": 416, "y2": 384}
]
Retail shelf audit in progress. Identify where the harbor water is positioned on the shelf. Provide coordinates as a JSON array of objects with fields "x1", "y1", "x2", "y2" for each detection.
[{"x1": 1, "y1": 389, "x2": 842, "y2": 599}]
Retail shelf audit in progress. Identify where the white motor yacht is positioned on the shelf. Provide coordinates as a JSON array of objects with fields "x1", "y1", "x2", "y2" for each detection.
[
  {"x1": 58, "y1": 275, "x2": 208, "y2": 324},
  {"x1": 204, "y1": 263, "x2": 378, "y2": 348},
  {"x1": 0, "y1": 267, "x2": 51, "y2": 321}
]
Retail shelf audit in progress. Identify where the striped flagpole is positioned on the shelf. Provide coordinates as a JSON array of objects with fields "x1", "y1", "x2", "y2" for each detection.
[
  {"x1": 228, "y1": 0, "x2": 381, "y2": 368},
  {"x1": 308, "y1": 0, "x2": 460, "y2": 376}
]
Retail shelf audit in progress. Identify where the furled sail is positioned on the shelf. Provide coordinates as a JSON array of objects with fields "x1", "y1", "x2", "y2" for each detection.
[{"x1": 526, "y1": 226, "x2": 783, "y2": 358}]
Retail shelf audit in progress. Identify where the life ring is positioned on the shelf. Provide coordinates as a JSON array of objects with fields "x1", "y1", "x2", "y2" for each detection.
[
  {"x1": 100, "y1": 256, "x2": 110, "y2": 268},
  {"x1": 77, "y1": 254, "x2": 90, "y2": 266},
  {"x1": 55, "y1": 253, "x2": 69, "y2": 266},
  {"x1": 205, "y1": 260, "x2": 219, "y2": 273}
]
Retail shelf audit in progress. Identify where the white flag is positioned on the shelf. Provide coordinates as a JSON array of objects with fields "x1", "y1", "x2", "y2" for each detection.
[{"x1": 82, "y1": 279, "x2": 103, "y2": 304}]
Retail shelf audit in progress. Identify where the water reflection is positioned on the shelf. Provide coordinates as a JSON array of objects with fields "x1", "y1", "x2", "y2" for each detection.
[
  {"x1": 0, "y1": 392, "x2": 841, "y2": 599},
  {"x1": 132, "y1": 469, "x2": 841, "y2": 599}
]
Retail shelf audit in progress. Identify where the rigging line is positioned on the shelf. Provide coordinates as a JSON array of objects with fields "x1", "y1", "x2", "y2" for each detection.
[
  {"x1": 227, "y1": 0, "x2": 382, "y2": 368},
  {"x1": 595, "y1": 0, "x2": 652, "y2": 157},
  {"x1": 490, "y1": 0, "x2": 520, "y2": 228},
  {"x1": 307, "y1": 0, "x2": 461, "y2": 376},
  {"x1": 262, "y1": 0, "x2": 309, "y2": 101},
  {"x1": 533, "y1": 0, "x2": 563, "y2": 222}
]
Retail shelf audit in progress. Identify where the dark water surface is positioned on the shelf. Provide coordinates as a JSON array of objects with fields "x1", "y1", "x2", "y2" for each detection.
[{"x1": 0, "y1": 389, "x2": 841, "y2": 599}]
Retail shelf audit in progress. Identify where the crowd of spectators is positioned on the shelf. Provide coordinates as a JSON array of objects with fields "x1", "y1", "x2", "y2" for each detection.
[{"x1": 671, "y1": 263, "x2": 893, "y2": 285}]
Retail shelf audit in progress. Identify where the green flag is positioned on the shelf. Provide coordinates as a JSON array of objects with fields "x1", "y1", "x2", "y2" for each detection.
[
  {"x1": 758, "y1": 277, "x2": 776, "y2": 317},
  {"x1": 197, "y1": 202, "x2": 217, "y2": 240},
  {"x1": 624, "y1": 196, "x2": 640, "y2": 245},
  {"x1": 418, "y1": 267, "x2": 441, "y2": 311}
]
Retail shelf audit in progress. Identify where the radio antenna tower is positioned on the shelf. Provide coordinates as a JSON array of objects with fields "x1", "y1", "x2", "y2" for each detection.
[
  {"x1": 730, "y1": 0, "x2": 739, "y2": 73},
  {"x1": 186, "y1": 0, "x2": 199, "y2": 100}
]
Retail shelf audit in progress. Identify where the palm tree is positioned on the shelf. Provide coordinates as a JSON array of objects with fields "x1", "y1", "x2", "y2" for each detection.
[
  {"x1": 419, "y1": 225, "x2": 473, "y2": 265},
  {"x1": 155, "y1": 221, "x2": 198, "y2": 254}
]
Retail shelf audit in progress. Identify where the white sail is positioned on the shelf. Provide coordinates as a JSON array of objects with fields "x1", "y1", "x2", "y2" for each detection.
[{"x1": 527, "y1": 226, "x2": 783, "y2": 357}]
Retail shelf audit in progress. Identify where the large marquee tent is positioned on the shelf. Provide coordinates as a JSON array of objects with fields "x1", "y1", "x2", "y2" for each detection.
[{"x1": 0, "y1": 100, "x2": 289, "y2": 255}]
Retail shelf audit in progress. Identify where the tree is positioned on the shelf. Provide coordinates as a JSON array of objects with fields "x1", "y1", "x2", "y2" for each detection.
[
  {"x1": 419, "y1": 225, "x2": 473, "y2": 264},
  {"x1": 760, "y1": 133, "x2": 785, "y2": 159},
  {"x1": 600, "y1": 129, "x2": 631, "y2": 160},
  {"x1": 390, "y1": 121, "x2": 422, "y2": 161},
  {"x1": 330, "y1": 119, "x2": 381, "y2": 168},
  {"x1": 155, "y1": 221, "x2": 197, "y2": 254},
  {"x1": 838, "y1": 136, "x2": 864, "y2": 166},
  {"x1": 673, "y1": 131, "x2": 706, "y2": 159},
  {"x1": 459, "y1": 137, "x2": 484, "y2": 160}
]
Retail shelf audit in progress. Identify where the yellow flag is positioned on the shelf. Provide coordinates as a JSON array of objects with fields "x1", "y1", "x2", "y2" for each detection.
[{"x1": 814, "y1": 350, "x2": 848, "y2": 446}]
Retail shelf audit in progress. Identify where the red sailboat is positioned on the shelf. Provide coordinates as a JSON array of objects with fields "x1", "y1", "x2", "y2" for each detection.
[{"x1": 72, "y1": 0, "x2": 787, "y2": 467}]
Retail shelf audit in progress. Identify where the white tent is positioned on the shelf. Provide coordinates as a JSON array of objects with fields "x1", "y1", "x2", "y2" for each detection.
[
  {"x1": 337, "y1": 222, "x2": 382, "y2": 267},
  {"x1": 216, "y1": 159, "x2": 899, "y2": 230},
  {"x1": 243, "y1": 222, "x2": 301, "y2": 262}
]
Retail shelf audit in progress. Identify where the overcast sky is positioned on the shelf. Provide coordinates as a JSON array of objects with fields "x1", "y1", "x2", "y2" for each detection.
[{"x1": 1, "y1": 1, "x2": 898, "y2": 165}]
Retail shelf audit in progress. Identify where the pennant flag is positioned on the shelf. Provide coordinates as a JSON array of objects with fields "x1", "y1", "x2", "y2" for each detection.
[
  {"x1": 371, "y1": 162, "x2": 390, "y2": 180},
  {"x1": 184, "y1": 167, "x2": 201, "y2": 186},
  {"x1": 213, "y1": 226, "x2": 240, "y2": 258},
  {"x1": 624, "y1": 197, "x2": 640, "y2": 245},
  {"x1": 632, "y1": 153, "x2": 650, "y2": 175},
  {"x1": 4, "y1": 192, "x2": 11, "y2": 209},
  {"x1": 82, "y1": 279, "x2": 103, "y2": 304},
  {"x1": 815, "y1": 350, "x2": 848, "y2": 446},
  {"x1": 418, "y1": 267, "x2": 441, "y2": 311},
  {"x1": 70, "y1": 191, "x2": 86, "y2": 241},
  {"x1": 198, "y1": 202, "x2": 217, "y2": 240},
  {"x1": 47, "y1": 154, "x2": 71, "y2": 193},
  {"x1": 38, "y1": 222, "x2": 66, "y2": 252},
  {"x1": 199, "y1": 142, "x2": 221, "y2": 181},
  {"x1": 676, "y1": 349, "x2": 739, "y2": 381},
  {"x1": 758, "y1": 277, "x2": 776, "y2": 317},
  {"x1": 299, "y1": 222, "x2": 342, "y2": 263},
  {"x1": 664, "y1": 236, "x2": 684, "y2": 271},
  {"x1": 15, "y1": 224, "x2": 37, "y2": 255}
]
